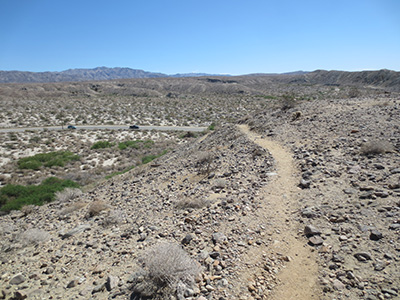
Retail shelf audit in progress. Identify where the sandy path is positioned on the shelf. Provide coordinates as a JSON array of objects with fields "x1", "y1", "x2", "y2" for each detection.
[{"x1": 238, "y1": 125, "x2": 320, "y2": 299}]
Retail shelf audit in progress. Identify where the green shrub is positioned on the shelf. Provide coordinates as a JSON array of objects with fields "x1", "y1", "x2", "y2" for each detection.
[
  {"x1": 91, "y1": 141, "x2": 115, "y2": 149},
  {"x1": 208, "y1": 123, "x2": 216, "y2": 131},
  {"x1": 17, "y1": 151, "x2": 79, "y2": 170},
  {"x1": 0, "y1": 177, "x2": 80, "y2": 212}
]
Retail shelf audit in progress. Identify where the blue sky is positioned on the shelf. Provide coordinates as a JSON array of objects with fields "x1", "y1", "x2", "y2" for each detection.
[{"x1": 1, "y1": 0, "x2": 399, "y2": 74}]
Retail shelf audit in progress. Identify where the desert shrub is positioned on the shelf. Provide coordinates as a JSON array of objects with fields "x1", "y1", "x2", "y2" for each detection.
[
  {"x1": 213, "y1": 178, "x2": 227, "y2": 190},
  {"x1": 348, "y1": 86, "x2": 360, "y2": 98},
  {"x1": 179, "y1": 131, "x2": 197, "y2": 139},
  {"x1": 360, "y1": 140, "x2": 393, "y2": 156},
  {"x1": 132, "y1": 242, "x2": 201, "y2": 299},
  {"x1": 19, "y1": 228, "x2": 51, "y2": 246},
  {"x1": 20, "y1": 204, "x2": 38, "y2": 216},
  {"x1": 280, "y1": 93, "x2": 297, "y2": 110},
  {"x1": 87, "y1": 200, "x2": 108, "y2": 217},
  {"x1": 175, "y1": 197, "x2": 209, "y2": 210},
  {"x1": 17, "y1": 151, "x2": 79, "y2": 170},
  {"x1": 91, "y1": 141, "x2": 115, "y2": 149},
  {"x1": 0, "y1": 177, "x2": 80, "y2": 212},
  {"x1": 59, "y1": 201, "x2": 86, "y2": 216},
  {"x1": 208, "y1": 123, "x2": 216, "y2": 130},
  {"x1": 195, "y1": 151, "x2": 214, "y2": 175},
  {"x1": 101, "y1": 209, "x2": 126, "y2": 227},
  {"x1": 118, "y1": 139, "x2": 154, "y2": 150},
  {"x1": 55, "y1": 187, "x2": 83, "y2": 203}
]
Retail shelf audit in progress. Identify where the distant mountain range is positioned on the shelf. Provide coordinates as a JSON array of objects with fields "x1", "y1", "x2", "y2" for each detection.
[
  {"x1": 0, "y1": 67, "x2": 399, "y2": 92},
  {"x1": 0, "y1": 67, "x2": 226, "y2": 83}
]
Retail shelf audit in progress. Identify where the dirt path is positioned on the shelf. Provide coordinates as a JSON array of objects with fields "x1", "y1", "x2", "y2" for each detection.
[{"x1": 238, "y1": 125, "x2": 320, "y2": 299}]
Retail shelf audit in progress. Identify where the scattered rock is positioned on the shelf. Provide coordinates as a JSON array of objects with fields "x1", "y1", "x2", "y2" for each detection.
[
  {"x1": 304, "y1": 225, "x2": 321, "y2": 236},
  {"x1": 370, "y1": 230, "x2": 383, "y2": 241},
  {"x1": 10, "y1": 274, "x2": 26, "y2": 285}
]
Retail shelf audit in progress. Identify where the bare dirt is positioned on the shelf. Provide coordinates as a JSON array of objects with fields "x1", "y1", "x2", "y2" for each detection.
[{"x1": 239, "y1": 124, "x2": 320, "y2": 300}]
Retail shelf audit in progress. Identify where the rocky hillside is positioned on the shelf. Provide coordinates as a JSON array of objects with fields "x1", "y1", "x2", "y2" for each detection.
[
  {"x1": 242, "y1": 95, "x2": 400, "y2": 299},
  {"x1": 0, "y1": 78, "x2": 399, "y2": 300}
]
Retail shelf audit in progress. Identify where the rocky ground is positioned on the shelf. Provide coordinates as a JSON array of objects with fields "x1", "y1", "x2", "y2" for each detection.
[
  {"x1": 242, "y1": 95, "x2": 400, "y2": 299},
  {"x1": 0, "y1": 77, "x2": 399, "y2": 299}
]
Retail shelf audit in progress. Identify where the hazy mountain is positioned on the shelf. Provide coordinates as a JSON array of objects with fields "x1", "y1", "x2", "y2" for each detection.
[
  {"x1": 0, "y1": 67, "x2": 225, "y2": 83},
  {"x1": 0, "y1": 67, "x2": 168, "y2": 83}
]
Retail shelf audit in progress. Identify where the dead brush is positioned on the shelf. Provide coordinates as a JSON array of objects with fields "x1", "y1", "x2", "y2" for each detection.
[
  {"x1": 175, "y1": 197, "x2": 209, "y2": 210},
  {"x1": 132, "y1": 242, "x2": 202, "y2": 299},
  {"x1": 55, "y1": 187, "x2": 83, "y2": 203},
  {"x1": 59, "y1": 201, "x2": 86, "y2": 217},
  {"x1": 360, "y1": 140, "x2": 394, "y2": 156},
  {"x1": 86, "y1": 200, "x2": 109, "y2": 218}
]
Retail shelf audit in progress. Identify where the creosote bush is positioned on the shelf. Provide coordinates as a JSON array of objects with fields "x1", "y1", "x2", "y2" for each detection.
[{"x1": 17, "y1": 151, "x2": 79, "y2": 170}]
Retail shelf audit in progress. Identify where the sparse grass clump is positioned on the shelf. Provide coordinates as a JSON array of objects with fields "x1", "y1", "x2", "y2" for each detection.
[
  {"x1": 0, "y1": 177, "x2": 80, "y2": 212},
  {"x1": 17, "y1": 151, "x2": 80, "y2": 170}
]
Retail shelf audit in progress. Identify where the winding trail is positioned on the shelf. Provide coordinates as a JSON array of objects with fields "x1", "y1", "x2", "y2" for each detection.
[{"x1": 239, "y1": 125, "x2": 320, "y2": 299}]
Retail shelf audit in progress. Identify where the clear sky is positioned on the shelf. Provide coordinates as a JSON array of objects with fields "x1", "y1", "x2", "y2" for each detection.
[{"x1": 1, "y1": 0, "x2": 399, "y2": 75}]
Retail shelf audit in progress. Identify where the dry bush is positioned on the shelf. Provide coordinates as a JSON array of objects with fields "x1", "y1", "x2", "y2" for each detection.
[
  {"x1": 348, "y1": 86, "x2": 360, "y2": 98},
  {"x1": 132, "y1": 242, "x2": 201, "y2": 299},
  {"x1": 101, "y1": 209, "x2": 126, "y2": 227},
  {"x1": 19, "y1": 228, "x2": 51, "y2": 246},
  {"x1": 195, "y1": 151, "x2": 214, "y2": 175},
  {"x1": 59, "y1": 201, "x2": 86, "y2": 216},
  {"x1": 213, "y1": 178, "x2": 227, "y2": 189},
  {"x1": 360, "y1": 140, "x2": 393, "y2": 156},
  {"x1": 55, "y1": 187, "x2": 83, "y2": 203},
  {"x1": 175, "y1": 197, "x2": 209, "y2": 210},
  {"x1": 20, "y1": 205, "x2": 38, "y2": 216},
  {"x1": 87, "y1": 200, "x2": 109, "y2": 217}
]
